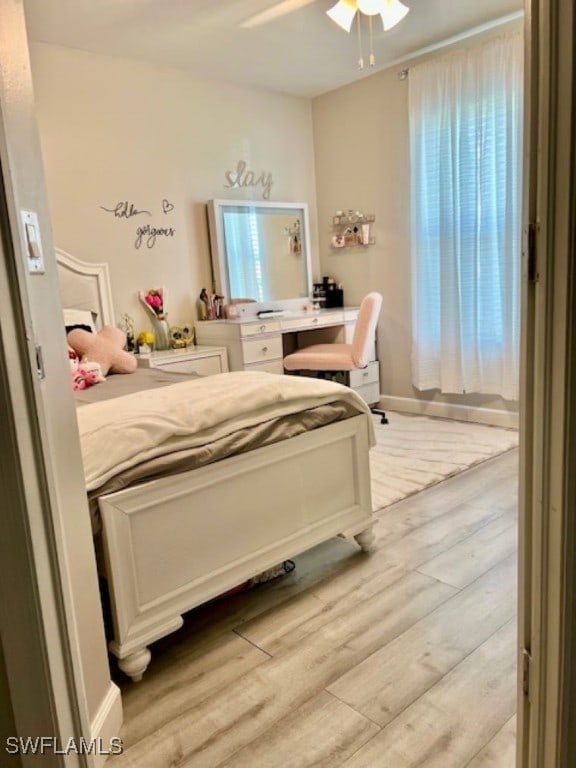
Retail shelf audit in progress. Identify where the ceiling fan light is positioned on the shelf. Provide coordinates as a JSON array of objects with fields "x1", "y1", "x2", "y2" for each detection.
[
  {"x1": 380, "y1": 0, "x2": 409, "y2": 31},
  {"x1": 326, "y1": 0, "x2": 357, "y2": 33},
  {"x1": 356, "y1": 0, "x2": 383, "y2": 15}
]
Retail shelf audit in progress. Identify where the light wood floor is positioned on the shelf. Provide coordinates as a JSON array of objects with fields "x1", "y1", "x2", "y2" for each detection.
[{"x1": 107, "y1": 447, "x2": 519, "y2": 768}]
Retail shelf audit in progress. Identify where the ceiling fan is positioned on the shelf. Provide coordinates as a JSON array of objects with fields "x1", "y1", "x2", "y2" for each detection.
[
  {"x1": 240, "y1": 0, "x2": 410, "y2": 70},
  {"x1": 327, "y1": 0, "x2": 410, "y2": 32},
  {"x1": 240, "y1": 0, "x2": 409, "y2": 30}
]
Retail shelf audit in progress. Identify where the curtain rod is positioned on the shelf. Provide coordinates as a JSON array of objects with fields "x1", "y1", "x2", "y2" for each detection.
[{"x1": 394, "y1": 10, "x2": 523, "y2": 79}]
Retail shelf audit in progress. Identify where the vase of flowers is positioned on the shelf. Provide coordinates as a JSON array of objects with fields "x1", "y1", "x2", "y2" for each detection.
[{"x1": 139, "y1": 288, "x2": 171, "y2": 351}]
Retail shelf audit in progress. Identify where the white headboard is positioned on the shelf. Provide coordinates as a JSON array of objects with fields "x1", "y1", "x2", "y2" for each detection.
[{"x1": 56, "y1": 248, "x2": 115, "y2": 329}]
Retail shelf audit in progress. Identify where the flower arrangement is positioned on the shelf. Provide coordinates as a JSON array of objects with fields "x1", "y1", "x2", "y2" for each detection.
[
  {"x1": 120, "y1": 313, "x2": 136, "y2": 352},
  {"x1": 140, "y1": 288, "x2": 165, "y2": 319},
  {"x1": 139, "y1": 288, "x2": 170, "y2": 350}
]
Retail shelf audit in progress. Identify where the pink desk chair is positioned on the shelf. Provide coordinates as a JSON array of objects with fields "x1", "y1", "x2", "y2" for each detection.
[{"x1": 283, "y1": 291, "x2": 388, "y2": 423}]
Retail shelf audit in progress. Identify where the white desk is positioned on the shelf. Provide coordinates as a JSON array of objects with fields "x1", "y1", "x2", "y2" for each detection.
[{"x1": 195, "y1": 308, "x2": 379, "y2": 405}]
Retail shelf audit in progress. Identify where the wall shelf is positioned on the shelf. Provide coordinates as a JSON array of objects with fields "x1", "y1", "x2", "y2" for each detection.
[{"x1": 330, "y1": 211, "x2": 375, "y2": 249}]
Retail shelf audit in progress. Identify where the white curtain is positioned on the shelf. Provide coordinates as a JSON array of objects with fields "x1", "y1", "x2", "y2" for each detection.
[{"x1": 409, "y1": 32, "x2": 523, "y2": 400}]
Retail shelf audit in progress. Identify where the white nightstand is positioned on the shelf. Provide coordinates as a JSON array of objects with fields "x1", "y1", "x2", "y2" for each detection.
[{"x1": 135, "y1": 345, "x2": 229, "y2": 376}]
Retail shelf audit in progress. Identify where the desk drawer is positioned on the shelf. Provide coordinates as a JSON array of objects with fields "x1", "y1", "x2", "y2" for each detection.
[
  {"x1": 353, "y1": 381, "x2": 380, "y2": 406},
  {"x1": 242, "y1": 336, "x2": 283, "y2": 365},
  {"x1": 157, "y1": 356, "x2": 223, "y2": 376},
  {"x1": 282, "y1": 313, "x2": 344, "y2": 332},
  {"x1": 246, "y1": 360, "x2": 285, "y2": 375},
  {"x1": 349, "y1": 361, "x2": 379, "y2": 388},
  {"x1": 240, "y1": 320, "x2": 281, "y2": 337}
]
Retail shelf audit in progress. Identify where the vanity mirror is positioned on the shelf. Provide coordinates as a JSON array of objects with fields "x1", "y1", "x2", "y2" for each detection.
[{"x1": 207, "y1": 200, "x2": 312, "y2": 309}]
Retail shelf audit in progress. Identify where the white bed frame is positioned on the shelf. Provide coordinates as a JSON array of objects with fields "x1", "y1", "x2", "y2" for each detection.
[{"x1": 57, "y1": 248, "x2": 375, "y2": 682}]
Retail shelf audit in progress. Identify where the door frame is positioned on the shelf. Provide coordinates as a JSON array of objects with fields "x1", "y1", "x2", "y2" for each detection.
[
  {"x1": 518, "y1": 0, "x2": 576, "y2": 765},
  {"x1": 0, "y1": 149, "x2": 86, "y2": 768}
]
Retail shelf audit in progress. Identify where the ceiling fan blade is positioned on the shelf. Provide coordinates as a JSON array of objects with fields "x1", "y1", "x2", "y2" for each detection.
[
  {"x1": 380, "y1": 0, "x2": 410, "y2": 30},
  {"x1": 326, "y1": 0, "x2": 358, "y2": 32},
  {"x1": 240, "y1": 0, "x2": 317, "y2": 29}
]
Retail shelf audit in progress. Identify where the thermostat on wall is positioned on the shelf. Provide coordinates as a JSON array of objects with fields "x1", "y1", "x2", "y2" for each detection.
[{"x1": 20, "y1": 209, "x2": 45, "y2": 274}]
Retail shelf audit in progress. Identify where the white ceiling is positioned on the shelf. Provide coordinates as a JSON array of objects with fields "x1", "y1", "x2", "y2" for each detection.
[{"x1": 23, "y1": 0, "x2": 524, "y2": 98}]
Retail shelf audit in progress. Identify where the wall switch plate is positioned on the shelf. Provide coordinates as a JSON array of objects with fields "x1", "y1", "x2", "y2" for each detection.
[{"x1": 20, "y1": 210, "x2": 45, "y2": 274}]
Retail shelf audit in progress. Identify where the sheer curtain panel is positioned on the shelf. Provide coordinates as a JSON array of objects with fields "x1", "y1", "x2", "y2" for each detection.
[{"x1": 409, "y1": 32, "x2": 523, "y2": 400}]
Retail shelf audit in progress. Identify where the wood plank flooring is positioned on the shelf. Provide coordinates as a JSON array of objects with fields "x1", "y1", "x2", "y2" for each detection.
[{"x1": 107, "y1": 447, "x2": 519, "y2": 768}]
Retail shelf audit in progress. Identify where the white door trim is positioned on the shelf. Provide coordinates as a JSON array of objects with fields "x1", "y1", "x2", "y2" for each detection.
[
  {"x1": 520, "y1": 0, "x2": 576, "y2": 765},
  {"x1": 0, "y1": 141, "x2": 86, "y2": 768}
]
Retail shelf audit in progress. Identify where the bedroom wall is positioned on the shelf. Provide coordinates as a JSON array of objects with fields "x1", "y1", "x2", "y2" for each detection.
[
  {"x1": 312, "y1": 24, "x2": 522, "y2": 422},
  {"x1": 27, "y1": 42, "x2": 319, "y2": 337}
]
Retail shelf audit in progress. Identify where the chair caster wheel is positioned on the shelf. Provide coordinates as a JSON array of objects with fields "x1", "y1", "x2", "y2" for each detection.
[{"x1": 371, "y1": 408, "x2": 389, "y2": 425}]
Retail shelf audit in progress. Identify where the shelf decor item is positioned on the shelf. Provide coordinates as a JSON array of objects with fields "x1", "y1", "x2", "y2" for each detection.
[
  {"x1": 139, "y1": 288, "x2": 171, "y2": 351},
  {"x1": 120, "y1": 313, "x2": 136, "y2": 352},
  {"x1": 330, "y1": 211, "x2": 375, "y2": 248},
  {"x1": 169, "y1": 324, "x2": 195, "y2": 349},
  {"x1": 136, "y1": 330, "x2": 154, "y2": 355}
]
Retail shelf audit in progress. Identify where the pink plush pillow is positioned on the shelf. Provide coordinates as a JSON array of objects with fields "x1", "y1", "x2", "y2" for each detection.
[{"x1": 67, "y1": 325, "x2": 137, "y2": 376}]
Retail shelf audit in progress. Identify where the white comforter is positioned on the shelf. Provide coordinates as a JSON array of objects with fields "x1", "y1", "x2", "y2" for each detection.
[{"x1": 77, "y1": 371, "x2": 374, "y2": 491}]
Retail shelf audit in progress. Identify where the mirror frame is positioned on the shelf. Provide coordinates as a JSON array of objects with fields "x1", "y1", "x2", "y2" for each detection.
[{"x1": 207, "y1": 199, "x2": 313, "y2": 311}]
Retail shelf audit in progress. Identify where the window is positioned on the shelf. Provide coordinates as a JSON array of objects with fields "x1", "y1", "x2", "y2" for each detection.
[{"x1": 409, "y1": 32, "x2": 523, "y2": 400}]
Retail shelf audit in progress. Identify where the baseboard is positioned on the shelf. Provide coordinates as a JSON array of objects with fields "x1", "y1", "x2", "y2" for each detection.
[
  {"x1": 90, "y1": 682, "x2": 123, "y2": 767},
  {"x1": 378, "y1": 395, "x2": 519, "y2": 429}
]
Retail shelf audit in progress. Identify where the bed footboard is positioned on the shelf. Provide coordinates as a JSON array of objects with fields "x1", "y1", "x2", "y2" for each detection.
[{"x1": 99, "y1": 414, "x2": 374, "y2": 681}]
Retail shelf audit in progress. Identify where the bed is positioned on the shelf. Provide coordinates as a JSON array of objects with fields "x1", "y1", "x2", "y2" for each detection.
[{"x1": 57, "y1": 248, "x2": 376, "y2": 682}]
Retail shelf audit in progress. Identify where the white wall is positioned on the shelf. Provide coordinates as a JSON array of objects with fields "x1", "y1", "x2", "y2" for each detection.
[
  {"x1": 29, "y1": 42, "x2": 319, "y2": 337},
  {"x1": 312, "y1": 26, "x2": 521, "y2": 419}
]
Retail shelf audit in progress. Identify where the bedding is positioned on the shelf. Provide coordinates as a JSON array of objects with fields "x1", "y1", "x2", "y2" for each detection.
[
  {"x1": 77, "y1": 369, "x2": 367, "y2": 530},
  {"x1": 88, "y1": 398, "x2": 359, "y2": 523},
  {"x1": 78, "y1": 370, "x2": 374, "y2": 493},
  {"x1": 74, "y1": 366, "x2": 191, "y2": 404}
]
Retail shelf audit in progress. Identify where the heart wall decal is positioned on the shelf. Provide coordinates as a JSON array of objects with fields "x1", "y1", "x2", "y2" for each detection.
[{"x1": 162, "y1": 199, "x2": 175, "y2": 214}]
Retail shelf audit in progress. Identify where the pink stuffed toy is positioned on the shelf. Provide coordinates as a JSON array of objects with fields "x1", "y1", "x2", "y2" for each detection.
[
  {"x1": 72, "y1": 366, "x2": 102, "y2": 391},
  {"x1": 68, "y1": 345, "x2": 105, "y2": 391},
  {"x1": 67, "y1": 325, "x2": 137, "y2": 376}
]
